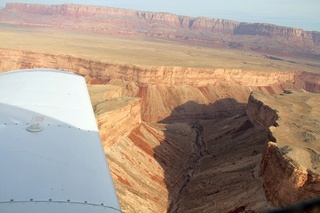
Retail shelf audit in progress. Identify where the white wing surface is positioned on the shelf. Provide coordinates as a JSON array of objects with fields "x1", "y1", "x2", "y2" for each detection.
[{"x1": 0, "y1": 69, "x2": 121, "y2": 212}]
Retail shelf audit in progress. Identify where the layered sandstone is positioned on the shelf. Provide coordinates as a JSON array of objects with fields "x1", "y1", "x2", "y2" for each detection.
[
  {"x1": 248, "y1": 91, "x2": 320, "y2": 207},
  {"x1": 87, "y1": 82, "x2": 196, "y2": 211},
  {"x1": 0, "y1": 48, "x2": 298, "y2": 87},
  {"x1": 2, "y1": 47, "x2": 320, "y2": 211},
  {"x1": 88, "y1": 87, "x2": 320, "y2": 212},
  {"x1": 2, "y1": 48, "x2": 320, "y2": 124},
  {"x1": 88, "y1": 84, "x2": 273, "y2": 212},
  {"x1": 87, "y1": 84, "x2": 142, "y2": 151},
  {"x1": 1, "y1": 3, "x2": 320, "y2": 58},
  {"x1": 106, "y1": 122, "x2": 198, "y2": 212},
  {"x1": 85, "y1": 71, "x2": 320, "y2": 212}
]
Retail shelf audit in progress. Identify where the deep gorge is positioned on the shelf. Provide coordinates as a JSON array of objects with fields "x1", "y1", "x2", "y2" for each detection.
[{"x1": 1, "y1": 48, "x2": 320, "y2": 212}]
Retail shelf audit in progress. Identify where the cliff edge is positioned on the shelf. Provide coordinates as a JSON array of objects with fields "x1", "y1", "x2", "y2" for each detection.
[{"x1": 247, "y1": 90, "x2": 320, "y2": 206}]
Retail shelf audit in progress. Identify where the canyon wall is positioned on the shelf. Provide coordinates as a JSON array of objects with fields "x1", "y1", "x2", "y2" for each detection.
[
  {"x1": 106, "y1": 122, "x2": 197, "y2": 212},
  {"x1": 95, "y1": 97, "x2": 141, "y2": 150},
  {"x1": 1, "y1": 3, "x2": 320, "y2": 58},
  {"x1": 1, "y1": 48, "x2": 314, "y2": 123},
  {"x1": 2, "y1": 48, "x2": 320, "y2": 123},
  {"x1": 1, "y1": 4, "x2": 320, "y2": 210},
  {"x1": 2, "y1": 49, "x2": 320, "y2": 211},
  {"x1": 262, "y1": 142, "x2": 320, "y2": 206},
  {"x1": 88, "y1": 81, "x2": 272, "y2": 212},
  {"x1": 88, "y1": 81, "x2": 197, "y2": 212},
  {"x1": 0, "y1": 48, "x2": 299, "y2": 88},
  {"x1": 247, "y1": 91, "x2": 320, "y2": 207},
  {"x1": 95, "y1": 87, "x2": 320, "y2": 212}
]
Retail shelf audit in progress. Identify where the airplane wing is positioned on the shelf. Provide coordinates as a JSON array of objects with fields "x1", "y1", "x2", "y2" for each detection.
[{"x1": 0, "y1": 69, "x2": 121, "y2": 212}]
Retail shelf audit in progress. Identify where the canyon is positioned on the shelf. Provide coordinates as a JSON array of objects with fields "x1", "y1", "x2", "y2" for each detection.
[
  {"x1": 1, "y1": 3, "x2": 320, "y2": 212},
  {"x1": 1, "y1": 48, "x2": 320, "y2": 212}
]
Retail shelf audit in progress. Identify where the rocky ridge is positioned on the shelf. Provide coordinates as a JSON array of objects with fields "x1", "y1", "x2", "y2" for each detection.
[{"x1": 1, "y1": 3, "x2": 320, "y2": 59}]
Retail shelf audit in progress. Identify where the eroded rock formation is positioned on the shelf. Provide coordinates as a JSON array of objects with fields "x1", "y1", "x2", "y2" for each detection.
[
  {"x1": 87, "y1": 85, "x2": 141, "y2": 149},
  {"x1": 1, "y1": 48, "x2": 320, "y2": 212},
  {"x1": 248, "y1": 91, "x2": 320, "y2": 207},
  {"x1": 3, "y1": 48, "x2": 320, "y2": 124},
  {"x1": 1, "y1": 3, "x2": 320, "y2": 59},
  {"x1": 88, "y1": 86, "x2": 272, "y2": 212}
]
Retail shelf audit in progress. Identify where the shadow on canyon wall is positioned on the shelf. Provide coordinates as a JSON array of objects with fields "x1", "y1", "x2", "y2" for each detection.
[
  {"x1": 160, "y1": 98, "x2": 247, "y2": 124},
  {"x1": 153, "y1": 93, "x2": 320, "y2": 212},
  {"x1": 153, "y1": 98, "x2": 263, "y2": 212}
]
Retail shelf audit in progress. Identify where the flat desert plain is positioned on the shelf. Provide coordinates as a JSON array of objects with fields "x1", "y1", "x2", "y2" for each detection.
[{"x1": 0, "y1": 23, "x2": 319, "y2": 72}]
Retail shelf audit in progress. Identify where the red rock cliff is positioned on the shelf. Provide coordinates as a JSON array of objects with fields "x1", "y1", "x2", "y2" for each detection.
[
  {"x1": 2, "y1": 48, "x2": 320, "y2": 123},
  {"x1": 2, "y1": 3, "x2": 320, "y2": 57},
  {"x1": 247, "y1": 91, "x2": 320, "y2": 206}
]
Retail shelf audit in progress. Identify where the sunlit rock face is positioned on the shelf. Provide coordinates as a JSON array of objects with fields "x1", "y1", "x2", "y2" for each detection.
[{"x1": 248, "y1": 91, "x2": 320, "y2": 206}]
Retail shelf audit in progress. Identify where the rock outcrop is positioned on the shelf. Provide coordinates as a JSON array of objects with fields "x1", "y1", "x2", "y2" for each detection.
[
  {"x1": 87, "y1": 84, "x2": 141, "y2": 150},
  {"x1": 95, "y1": 96, "x2": 141, "y2": 149},
  {"x1": 1, "y1": 3, "x2": 320, "y2": 59},
  {"x1": 248, "y1": 91, "x2": 320, "y2": 207}
]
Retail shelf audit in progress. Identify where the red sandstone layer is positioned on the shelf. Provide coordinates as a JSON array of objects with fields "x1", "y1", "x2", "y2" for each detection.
[
  {"x1": 248, "y1": 91, "x2": 320, "y2": 207},
  {"x1": 1, "y1": 3, "x2": 320, "y2": 59}
]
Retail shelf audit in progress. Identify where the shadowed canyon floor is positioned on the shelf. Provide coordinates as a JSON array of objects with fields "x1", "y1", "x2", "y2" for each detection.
[
  {"x1": 88, "y1": 85, "x2": 272, "y2": 212},
  {"x1": 88, "y1": 72, "x2": 320, "y2": 212}
]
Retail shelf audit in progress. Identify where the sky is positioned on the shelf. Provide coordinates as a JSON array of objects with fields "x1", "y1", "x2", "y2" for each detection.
[{"x1": 1, "y1": 0, "x2": 319, "y2": 31}]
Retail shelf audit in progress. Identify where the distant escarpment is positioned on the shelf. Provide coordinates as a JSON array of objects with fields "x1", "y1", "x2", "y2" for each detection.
[{"x1": 1, "y1": 3, "x2": 320, "y2": 59}]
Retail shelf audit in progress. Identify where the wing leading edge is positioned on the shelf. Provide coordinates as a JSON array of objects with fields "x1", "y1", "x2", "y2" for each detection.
[{"x1": 0, "y1": 69, "x2": 121, "y2": 212}]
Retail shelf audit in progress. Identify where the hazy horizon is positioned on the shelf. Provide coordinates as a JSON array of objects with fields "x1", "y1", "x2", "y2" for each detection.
[{"x1": 1, "y1": 0, "x2": 319, "y2": 31}]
